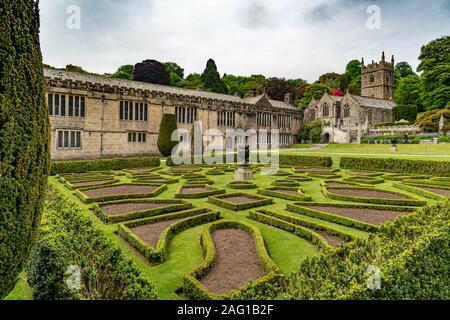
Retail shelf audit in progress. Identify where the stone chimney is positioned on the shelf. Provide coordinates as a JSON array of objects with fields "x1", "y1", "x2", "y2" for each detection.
[
  {"x1": 246, "y1": 88, "x2": 257, "y2": 98},
  {"x1": 284, "y1": 92, "x2": 291, "y2": 105}
]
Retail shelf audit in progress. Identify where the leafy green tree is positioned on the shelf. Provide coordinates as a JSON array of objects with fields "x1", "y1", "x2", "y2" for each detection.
[
  {"x1": 201, "y1": 59, "x2": 227, "y2": 93},
  {"x1": 340, "y1": 60, "x2": 361, "y2": 94},
  {"x1": 395, "y1": 74, "x2": 423, "y2": 111},
  {"x1": 178, "y1": 73, "x2": 204, "y2": 89},
  {"x1": 417, "y1": 36, "x2": 450, "y2": 110},
  {"x1": 134, "y1": 59, "x2": 170, "y2": 85},
  {"x1": 65, "y1": 64, "x2": 89, "y2": 74},
  {"x1": 0, "y1": 0, "x2": 50, "y2": 298},
  {"x1": 164, "y1": 62, "x2": 184, "y2": 79},
  {"x1": 296, "y1": 84, "x2": 331, "y2": 109},
  {"x1": 317, "y1": 72, "x2": 341, "y2": 89},
  {"x1": 157, "y1": 114, "x2": 178, "y2": 157},
  {"x1": 345, "y1": 60, "x2": 361, "y2": 79},
  {"x1": 111, "y1": 65, "x2": 134, "y2": 80},
  {"x1": 265, "y1": 77, "x2": 292, "y2": 101},
  {"x1": 395, "y1": 62, "x2": 414, "y2": 79},
  {"x1": 393, "y1": 105, "x2": 418, "y2": 122}
]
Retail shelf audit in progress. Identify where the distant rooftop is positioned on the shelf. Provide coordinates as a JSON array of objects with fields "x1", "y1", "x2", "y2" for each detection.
[{"x1": 44, "y1": 68, "x2": 297, "y2": 111}]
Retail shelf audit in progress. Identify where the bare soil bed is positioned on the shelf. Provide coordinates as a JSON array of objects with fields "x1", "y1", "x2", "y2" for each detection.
[
  {"x1": 325, "y1": 182, "x2": 356, "y2": 187},
  {"x1": 131, "y1": 219, "x2": 180, "y2": 248},
  {"x1": 223, "y1": 196, "x2": 260, "y2": 204},
  {"x1": 129, "y1": 168, "x2": 152, "y2": 174},
  {"x1": 420, "y1": 186, "x2": 450, "y2": 196},
  {"x1": 83, "y1": 185, "x2": 159, "y2": 198},
  {"x1": 100, "y1": 202, "x2": 172, "y2": 215},
  {"x1": 327, "y1": 188, "x2": 410, "y2": 200},
  {"x1": 73, "y1": 180, "x2": 113, "y2": 187},
  {"x1": 180, "y1": 187, "x2": 210, "y2": 194},
  {"x1": 200, "y1": 229, "x2": 266, "y2": 294},
  {"x1": 272, "y1": 189, "x2": 299, "y2": 195},
  {"x1": 315, "y1": 230, "x2": 347, "y2": 247},
  {"x1": 302, "y1": 204, "x2": 409, "y2": 225}
]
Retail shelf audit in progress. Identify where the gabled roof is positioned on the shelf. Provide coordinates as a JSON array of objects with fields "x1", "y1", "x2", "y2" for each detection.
[
  {"x1": 350, "y1": 94, "x2": 397, "y2": 109},
  {"x1": 44, "y1": 68, "x2": 297, "y2": 111}
]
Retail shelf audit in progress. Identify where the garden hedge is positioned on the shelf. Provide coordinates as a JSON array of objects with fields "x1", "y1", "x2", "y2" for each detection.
[
  {"x1": 93, "y1": 199, "x2": 193, "y2": 223},
  {"x1": 278, "y1": 155, "x2": 333, "y2": 168},
  {"x1": 340, "y1": 157, "x2": 450, "y2": 176},
  {"x1": 118, "y1": 209, "x2": 220, "y2": 264},
  {"x1": 75, "y1": 183, "x2": 167, "y2": 203},
  {"x1": 175, "y1": 185, "x2": 226, "y2": 199},
  {"x1": 227, "y1": 181, "x2": 258, "y2": 189},
  {"x1": 64, "y1": 178, "x2": 118, "y2": 190},
  {"x1": 258, "y1": 187, "x2": 312, "y2": 202},
  {"x1": 248, "y1": 211, "x2": 331, "y2": 251},
  {"x1": 157, "y1": 114, "x2": 178, "y2": 156},
  {"x1": 26, "y1": 187, "x2": 157, "y2": 300},
  {"x1": 394, "y1": 183, "x2": 445, "y2": 200},
  {"x1": 0, "y1": 1, "x2": 50, "y2": 298},
  {"x1": 51, "y1": 157, "x2": 161, "y2": 175},
  {"x1": 208, "y1": 193, "x2": 273, "y2": 211},
  {"x1": 343, "y1": 176, "x2": 385, "y2": 185},
  {"x1": 263, "y1": 200, "x2": 450, "y2": 300},
  {"x1": 271, "y1": 179, "x2": 300, "y2": 187},
  {"x1": 323, "y1": 185, "x2": 426, "y2": 206},
  {"x1": 182, "y1": 220, "x2": 282, "y2": 300},
  {"x1": 285, "y1": 202, "x2": 415, "y2": 232}
]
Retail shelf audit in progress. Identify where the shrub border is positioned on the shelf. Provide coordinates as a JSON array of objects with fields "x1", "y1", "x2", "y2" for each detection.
[{"x1": 208, "y1": 193, "x2": 273, "y2": 211}]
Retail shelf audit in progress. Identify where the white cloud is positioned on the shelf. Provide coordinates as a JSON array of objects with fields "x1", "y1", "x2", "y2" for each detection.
[{"x1": 39, "y1": 0, "x2": 450, "y2": 82}]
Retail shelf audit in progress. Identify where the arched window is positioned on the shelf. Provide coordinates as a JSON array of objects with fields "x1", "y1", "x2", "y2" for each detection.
[
  {"x1": 310, "y1": 109, "x2": 316, "y2": 119},
  {"x1": 322, "y1": 103, "x2": 330, "y2": 117},
  {"x1": 343, "y1": 104, "x2": 350, "y2": 118}
]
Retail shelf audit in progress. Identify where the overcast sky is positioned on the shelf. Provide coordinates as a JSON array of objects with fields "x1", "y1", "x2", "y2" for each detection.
[{"x1": 39, "y1": 0, "x2": 450, "y2": 83}]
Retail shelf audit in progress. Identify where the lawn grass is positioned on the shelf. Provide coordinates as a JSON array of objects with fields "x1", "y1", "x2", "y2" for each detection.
[{"x1": 4, "y1": 273, "x2": 32, "y2": 300}]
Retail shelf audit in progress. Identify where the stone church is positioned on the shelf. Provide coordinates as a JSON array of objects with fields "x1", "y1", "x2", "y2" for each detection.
[
  {"x1": 304, "y1": 52, "x2": 397, "y2": 143},
  {"x1": 44, "y1": 68, "x2": 301, "y2": 161}
]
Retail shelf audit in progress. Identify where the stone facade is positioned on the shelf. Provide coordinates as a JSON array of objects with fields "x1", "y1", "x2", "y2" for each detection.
[
  {"x1": 45, "y1": 68, "x2": 301, "y2": 161},
  {"x1": 303, "y1": 52, "x2": 397, "y2": 143}
]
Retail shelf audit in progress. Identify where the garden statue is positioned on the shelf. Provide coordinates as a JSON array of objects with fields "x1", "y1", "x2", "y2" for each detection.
[
  {"x1": 235, "y1": 137, "x2": 253, "y2": 181},
  {"x1": 390, "y1": 138, "x2": 398, "y2": 151},
  {"x1": 403, "y1": 133, "x2": 409, "y2": 144}
]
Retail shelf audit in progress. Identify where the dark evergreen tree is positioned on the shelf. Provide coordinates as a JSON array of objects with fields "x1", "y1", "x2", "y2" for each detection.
[
  {"x1": 134, "y1": 59, "x2": 170, "y2": 85},
  {"x1": 265, "y1": 78, "x2": 292, "y2": 101},
  {"x1": 201, "y1": 59, "x2": 227, "y2": 93},
  {"x1": 0, "y1": 0, "x2": 50, "y2": 298},
  {"x1": 157, "y1": 114, "x2": 178, "y2": 157}
]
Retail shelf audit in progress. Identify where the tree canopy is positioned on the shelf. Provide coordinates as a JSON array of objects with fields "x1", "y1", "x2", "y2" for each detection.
[
  {"x1": 201, "y1": 59, "x2": 227, "y2": 93},
  {"x1": 111, "y1": 65, "x2": 134, "y2": 80},
  {"x1": 133, "y1": 59, "x2": 170, "y2": 85}
]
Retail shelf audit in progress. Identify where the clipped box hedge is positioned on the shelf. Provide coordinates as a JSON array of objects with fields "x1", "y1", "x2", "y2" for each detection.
[
  {"x1": 394, "y1": 183, "x2": 446, "y2": 200},
  {"x1": 340, "y1": 157, "x2": 450, "y2": 176},
  {"x1": 51, "y1": 157, "x2": 161, "y2": 175},
  {"x1": 208, "y1": 193, "x2": 273, "y2": 211},
  {"x1": 286, "y1": 202, "x2": 417, "y2": 232},
  {"x1": 175, "y1": 185, "x2": 226, "y2": 199},
  {"x1": 75, "y1": 183, "x2": 168, "y2": 204},
  {"x1": 343, "y1": 176, "x2": 385, "y2": 185},
  {"x1": 279, "y1": 154, "x2": 333, "y2": 168},
  {"x1": 118, "y1": 208, "x2": 220, "y2": 264},
  {"x1": 64, "y1": 178, "x2": 118, "y2": 190},
  {"x1": 182, "y1": 220, "x2": 282, "y2": 300},
  {"x1": 248, "y1": 211, "x2": 332, "y2": 251},
  {"x1": 322, "y1": 185, "x2": 426, "y2": 207},
  {"x1": 227, "y1": 181, "x2": 258, "y2": 189},
  {"x1": 258, "y1": 187, "x2": 312, "y2": 202},
  {"x1": 93, "y1": 199, "x2": 194, "y2": 223},
  {"x1": 271, "y1": 179, "x2": 300, "y2": 187}
]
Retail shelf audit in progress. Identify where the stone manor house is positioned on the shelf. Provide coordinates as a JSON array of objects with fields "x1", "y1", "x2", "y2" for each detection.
[
  {"x1": 45, "y1": 68, "x2": 301, "y2": 161},
  {"x1": 303, "y1": 52, "x2": 397, "y2": 143}
]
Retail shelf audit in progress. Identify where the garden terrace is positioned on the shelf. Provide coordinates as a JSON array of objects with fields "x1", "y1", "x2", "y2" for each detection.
[
  {"x1": 323, "y1": 185, "x2": 426, "y2": 206},
  {"x1": 93, "y1": 199, "x2": 193, "y2": 223},
  {"x1": 118, "y1": 208, "x2": 220, "y2": 264},
  {"x1": 183, "y1": 221, "x2": 280, "y2": 299},
  {"x1": 175, "y1": 185, "x2": 226, "y2": 199},
  {"x1": 258, "y1": 187, "x2": 311, "y2": 202},
  {"x1": 75, "y1": 183, "x2": 167, "y2": 203},
  {"x1": 287, "y1": 202, "x2": 418, "y2": 230},
  {"x1": 208, "y1": 193, "x2": 273, "y2": 211}
]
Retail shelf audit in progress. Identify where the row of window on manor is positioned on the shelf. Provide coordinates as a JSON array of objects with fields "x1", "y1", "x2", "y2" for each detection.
[
  {"x1": 56, "y1": 130, "x2": 148, "y2": 149},
  {"x1": 257, "y1": 113, "x2": 291, "y2": 128}
]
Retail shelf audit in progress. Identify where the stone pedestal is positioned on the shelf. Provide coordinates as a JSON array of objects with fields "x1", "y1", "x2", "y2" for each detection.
[{"x1": 234, "y1": 167, "x2": 254, "y2": 181}]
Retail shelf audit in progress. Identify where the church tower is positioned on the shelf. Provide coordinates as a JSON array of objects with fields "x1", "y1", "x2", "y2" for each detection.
[{"x1": 360, "y1": 52, "x2": 395, "y2": 100}]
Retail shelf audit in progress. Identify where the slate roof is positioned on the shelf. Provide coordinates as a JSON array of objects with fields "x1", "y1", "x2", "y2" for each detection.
[
  {"x1": 44, "y1": 68, "x2": 296, "y2": 110},
  {"x1": 350, "y1": 94, "x2": 397, "y2": 109}
]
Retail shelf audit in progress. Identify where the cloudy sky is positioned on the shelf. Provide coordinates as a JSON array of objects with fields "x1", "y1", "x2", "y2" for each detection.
[{"x1": 39, "y1": 0, "x2": 450, "y2": 82}]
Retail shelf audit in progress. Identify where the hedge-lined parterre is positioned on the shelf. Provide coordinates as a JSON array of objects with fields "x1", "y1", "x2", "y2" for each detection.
[
  {"x1": 182, "y1": 220, "x2": 281, "y2": 300},
  {"x1": 271, "y1": 179, "x2": 300, "y2": 187},
  {"x1": 394, "y1": 183, "x2": 449, "y2": 200},
  {"x1": 208, "y1": 193, "x2": 273, "y2": 211},
  {"x1": 75, "y1": 183, "x2": 168, "y2": 203},
  {"x1": 258, "y1": 187, "x2": 312, "y2": 202},
  {"x1": 343, "y1": 176, "x2": 385, "y2": 185},
  {"x1": 92, "y1": 199, "x2": 194, "y2": 223},
  {"x1": 175, "y1": 185, "x2": 226, "y2": 199},
  {"x1": 118, "y1": 208, "x2": 221, "y2": 264},
  {"x1": 226, "y1": 181, "x2": 258, "y2": 189}
]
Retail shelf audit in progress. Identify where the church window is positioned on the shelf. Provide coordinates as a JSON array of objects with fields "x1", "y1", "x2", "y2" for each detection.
[
  {"x1": 323, "y1": 103, "x2": 330, "y2": 117},
  {"x1": 343, "y1": 105, "x2": 350, "y2": 118}
]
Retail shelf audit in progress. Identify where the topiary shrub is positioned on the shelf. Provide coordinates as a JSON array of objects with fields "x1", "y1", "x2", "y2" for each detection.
[
  {"x1": 157, "y1": 114, "x2": 178, "y2": 157},
  {"x1": 0, "y1": 1, "x2": 50, "y2": 298}
]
